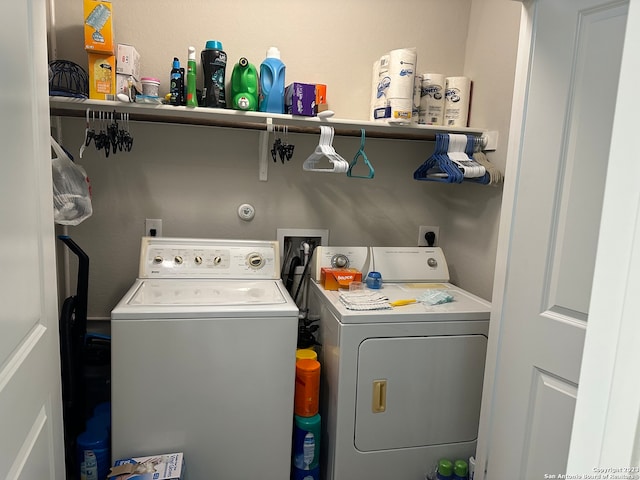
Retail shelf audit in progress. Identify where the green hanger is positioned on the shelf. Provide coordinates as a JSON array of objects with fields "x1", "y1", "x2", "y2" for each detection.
[{"x1": 347, "y1": 129, "x2": 375, "y2": 179}]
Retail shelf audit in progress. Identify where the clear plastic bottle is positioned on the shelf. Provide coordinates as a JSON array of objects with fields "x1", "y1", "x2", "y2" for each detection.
[{"x1": 259, "y1": 46, "x2": 286, "y2": 113}]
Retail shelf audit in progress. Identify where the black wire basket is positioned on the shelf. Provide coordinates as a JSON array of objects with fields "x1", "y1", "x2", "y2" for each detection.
[{"x1": 49, "y1": 60, "x2": 89, "y2": 99}]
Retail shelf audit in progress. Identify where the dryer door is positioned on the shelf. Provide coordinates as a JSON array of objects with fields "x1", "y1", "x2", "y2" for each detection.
[{"x1": 355, "y1": 335, "x2": 487, "y2": 451}]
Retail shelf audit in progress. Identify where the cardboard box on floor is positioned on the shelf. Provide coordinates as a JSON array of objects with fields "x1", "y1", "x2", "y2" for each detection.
[{"x1": 108, "y1": 452, "x2": 185, "y2": 480}]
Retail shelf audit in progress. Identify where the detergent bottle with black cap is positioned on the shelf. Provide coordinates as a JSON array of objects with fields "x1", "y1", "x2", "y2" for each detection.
[
  {"x1": 201, "y1": 40, "x2": 227, "y2": 108},
  {"x1": 230, "y1": 57, "x2": 258, "y2": 111}
]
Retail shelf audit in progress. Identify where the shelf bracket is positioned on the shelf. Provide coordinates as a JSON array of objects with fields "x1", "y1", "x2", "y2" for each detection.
[
  {"x1": 258, "y1": 117, "x2": 273, "y2": 181},
  {"x1": 481, "y1": 130, "x2": 499, "y2": 151}
]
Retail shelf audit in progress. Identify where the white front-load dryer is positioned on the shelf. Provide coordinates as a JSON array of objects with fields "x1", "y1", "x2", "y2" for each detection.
[
  {"x1": 111, "y1": 237, "x2": 299, "y2": 480},
  {"x1": 308, "y1": 246, "x2": 491, "y2": 480}
]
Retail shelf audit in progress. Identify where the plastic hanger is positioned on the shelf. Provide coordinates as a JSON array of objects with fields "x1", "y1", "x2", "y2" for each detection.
[
  {"x1": 347, "y1": 129, "x2": 375, "y2": 179},
  {"x1": 470, "y1": 135, "x2": 502, "y2": 185},
  {"x1": 303, "y1": 126, "x2": 349, "y2": 173},
  {"x1": 447, "y1": 134, "x2": 486, "y2": 179},
  {"x1": 413, "y1": 133, "x2": 463, "y2": 183}
]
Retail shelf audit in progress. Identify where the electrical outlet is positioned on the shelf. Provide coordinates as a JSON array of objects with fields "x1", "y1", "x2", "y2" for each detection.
[
  {"x1": 145, "y1": 218, "x2": 162, "y2": 237},
  {"x1": 418, "y1": 226, "x2": 439, "y2": 246}
]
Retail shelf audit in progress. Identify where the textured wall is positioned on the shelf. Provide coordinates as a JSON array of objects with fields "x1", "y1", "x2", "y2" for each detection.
[{"x1": 50, "y1": 0, "x2": 522, "y2": 319}]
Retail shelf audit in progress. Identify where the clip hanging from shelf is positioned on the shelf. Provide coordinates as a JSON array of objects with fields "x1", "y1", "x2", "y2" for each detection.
[{"x1": 78, "y1": 107, "x2": 134, "y2": 158}]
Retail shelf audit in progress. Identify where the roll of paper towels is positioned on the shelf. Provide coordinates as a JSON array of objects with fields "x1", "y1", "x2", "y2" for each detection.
[
  {"x1": 419, "y1": 73, "x2": 445, "y2": 125},
  {"x1": 387, "y1": 47, "x2": 417, "y2": 123},
  {"x1": 444, "y1": 76, "x2": 471, "y2": 127},
  {"x1": 371, "y1": 54, "x2": 391, "y2": 121},
  {"x1": 412, "y1": 75, "x2": 421, "y2": 125},
  {"x1": 370, "y1": 59, "x2": 380, "y2": 121}
]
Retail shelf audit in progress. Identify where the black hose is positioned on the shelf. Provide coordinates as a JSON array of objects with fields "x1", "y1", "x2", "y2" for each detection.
[{"x1": 285, "y1": 256, "x2": 302, "y2": 294}]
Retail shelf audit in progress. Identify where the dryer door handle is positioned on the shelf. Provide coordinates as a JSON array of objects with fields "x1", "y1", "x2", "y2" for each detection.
[{"x1": 372, "y1": 379, "x2": 387, "y2": 413}]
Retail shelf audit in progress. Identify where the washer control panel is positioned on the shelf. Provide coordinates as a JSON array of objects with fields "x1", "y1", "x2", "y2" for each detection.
[{"x1": 138, "y1": 237, "x2": 279, "y2": 279}]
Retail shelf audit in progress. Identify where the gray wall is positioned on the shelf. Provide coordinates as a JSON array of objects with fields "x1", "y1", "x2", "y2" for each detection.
[{"x1": 50, "y1": 0, "x2": 522, "y2": 320}]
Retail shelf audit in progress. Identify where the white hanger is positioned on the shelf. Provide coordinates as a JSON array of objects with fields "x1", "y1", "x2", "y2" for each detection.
[
  {"x1": 303, "y1": 126, "x2": 349, "y2": 173},
  {"x1": 447, "y1": 133, "x2": 486, "y2": 178}
]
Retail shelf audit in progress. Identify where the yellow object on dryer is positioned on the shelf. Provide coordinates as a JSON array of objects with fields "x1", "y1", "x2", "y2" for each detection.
[{"x1": 389, "y1": 299, "x2": 417, "y2": 307}]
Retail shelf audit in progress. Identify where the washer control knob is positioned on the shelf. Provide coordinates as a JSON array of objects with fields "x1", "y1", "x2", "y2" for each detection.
[
  {"x1": 427, "y1": 257, "x2": 438, "y2": 268},
  {"x1": 213, "y1": 256, "x2": 222, "y2": 265},
  {"x1": 153, "y1": 255, "x2": 163, "y2": 264},
  {"x1": 174, "y1": 255, "x2": 184, "y2": 265},
  {"x1": 247, "y1": 253, "x2": 264, "y2": 269},
  {"x1": 331, "y1": 254, "x2": 349, "y2": 269},
  {"x1": 194, "y1": 256, "x2": 203, "y2": 265}
]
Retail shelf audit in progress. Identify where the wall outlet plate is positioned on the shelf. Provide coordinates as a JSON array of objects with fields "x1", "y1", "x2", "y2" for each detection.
[
  {"x1": 145, "y1": 218, "x2": 162, "y2": 237},
  {"x1": 276, "y1": 228, "x2": 329, "y2": 268},
  {"x1": 418, "y1": 225, "x2": 439, "y2": 246}
]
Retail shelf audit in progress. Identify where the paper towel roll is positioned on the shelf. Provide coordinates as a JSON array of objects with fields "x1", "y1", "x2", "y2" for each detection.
[
  {"x1": 419, "y1": 73, "x2": 445, "y2": 125},
  {"x1": 371, "y1": 54, "x2": 391, "y2": 121},
  {"x1": 412, "y1": 75, "x2": 421, "y2": 125},
  {"x1": 444, "y1": 76, "x2": 471, "y2": 127},
  {"x1": 369, "y1": 59, "x2": 380, "y2": 121},
  {"x1": 387, "y1": 47, "x2": 417, "y2": 123}
]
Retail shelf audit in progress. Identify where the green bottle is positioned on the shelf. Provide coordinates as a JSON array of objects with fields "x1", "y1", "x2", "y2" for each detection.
[
  {"x1": 186, "y1": 46, "x2": 197, "y2": 107},
  {"x1": 230, "y1": 57, "x2": 258, "y2": 111}
]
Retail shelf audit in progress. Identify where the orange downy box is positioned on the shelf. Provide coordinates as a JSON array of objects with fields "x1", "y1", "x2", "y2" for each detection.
[
  {"x1": 84, "y1": 0, "x2": 115, "y2": 54},
  {"x1": 320, "y1": 268, "x2": 363, "y2": 290}
]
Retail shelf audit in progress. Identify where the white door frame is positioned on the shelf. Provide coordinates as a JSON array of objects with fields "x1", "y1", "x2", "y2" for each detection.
[{"x1": 477, "y1": 0, "x2": 640, "y2": 475}]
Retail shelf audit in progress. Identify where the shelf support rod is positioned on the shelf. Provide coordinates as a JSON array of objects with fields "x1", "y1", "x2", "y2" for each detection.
[{"x1": 258, "y1": 118, "x2": 273, "y2": 182}]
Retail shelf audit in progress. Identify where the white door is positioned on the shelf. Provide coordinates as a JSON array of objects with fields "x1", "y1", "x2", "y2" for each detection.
[
  {"x1": 0, "y1": 0, "x2": 65, "y2": 478},
  {"x1": 476, "y1": 0, "x2": 628, "y2": 478}
]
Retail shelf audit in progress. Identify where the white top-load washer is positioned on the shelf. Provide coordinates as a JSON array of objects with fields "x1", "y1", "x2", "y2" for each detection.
[
  {"x1": 111, "y1": 237, "x2": 299, "y2": 480},
  {"x1": 308, "y1": 246, "x2": 491, "y2": 480}
]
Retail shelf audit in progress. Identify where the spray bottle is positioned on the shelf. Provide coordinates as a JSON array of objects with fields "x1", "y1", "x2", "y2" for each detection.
[
  {"x1": 186, "y1": 46, "x2": 198, "y2": 107},
  {"x1": 169, "y1": 57, "x2": 184, "y2": 106}
]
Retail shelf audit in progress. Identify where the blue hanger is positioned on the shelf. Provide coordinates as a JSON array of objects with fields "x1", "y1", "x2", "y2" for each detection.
[
  {"x1": 347, "y1": 129, "x2": 375, "y2": 179},
  {"x1": 413, "y1": 134, "x2": 463, "y2": 183}
]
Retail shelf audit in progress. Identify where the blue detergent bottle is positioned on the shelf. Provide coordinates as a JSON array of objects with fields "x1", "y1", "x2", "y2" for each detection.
[{"x1": 259, "y1": 46, "x2": 286, "y2": 113}]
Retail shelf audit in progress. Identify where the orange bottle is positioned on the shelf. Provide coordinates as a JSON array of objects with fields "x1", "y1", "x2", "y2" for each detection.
[{"x1": 294, "y1": 359, "x2": 320, "y2": 417}]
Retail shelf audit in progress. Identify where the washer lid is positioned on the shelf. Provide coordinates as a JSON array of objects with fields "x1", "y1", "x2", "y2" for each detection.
[{"x1": 127, "y1": 279, "x2": 289, "y2": 306}]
